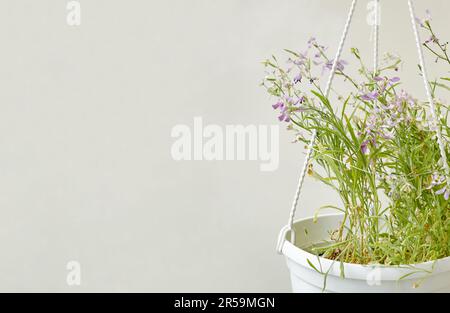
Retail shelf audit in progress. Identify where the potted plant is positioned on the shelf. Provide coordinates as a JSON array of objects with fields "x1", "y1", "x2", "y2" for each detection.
[{"x1": 262, "y1": 7, "x2": 450, "y2": 293}]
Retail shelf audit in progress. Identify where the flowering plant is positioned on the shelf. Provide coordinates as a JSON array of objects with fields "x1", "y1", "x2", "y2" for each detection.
[{"x1": 262, "y1": 14, "x2": 450, "y2": 265}]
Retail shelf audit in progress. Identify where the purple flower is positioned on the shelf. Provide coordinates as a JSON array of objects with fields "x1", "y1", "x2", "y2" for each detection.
[
  {"x1": 293, "y1": 74, "x2": 302, "y2": 84},
  {"x1": 273, "y1": 95, "x2": 307, "y2": 123},
  {"x1": 361, "y1": 140, "x2": 370, "y2": 155},
  {"x1": 436, "y1": 185, "x2": 450, "y2": 200},
  {"x1": 374, "y1": 76, "x2": 400, "y2": 89},
  {"x1": 415, "y1": 9, "x2": 432, "y2": 27},
  {"x1": 388, "y1": 77, "x2": 401, "y2": 86},
  {"x1": 291, "y1": 52, "x2": 308, "y2": 66},
  {"x1": 414, "y1": 17, "x2": 422, "y2": 25},
  {"x1": 427, "y1": 173, "x2": 445, "y2": 189},
  {"x1": 361, "y1": 92, "x2": 379, "y2": 102},
  {"x1": 277, "y1": 104, "x2": 290, "y2": 122},
  {"x1": 324, "y1": 59, "x2": 347, "y2": 72},
  {"x1": 278, "y1": 106, "x2": 290, "y2": 122},
  {"x1": 278, "y1": 113, "x2": 290, "y2": 122},
  {"x1": 425, "y1": 36, "x2": 434, "y2": 44},
  {"x1": 273, "y1": 100, "x2": 291, "y2": 123},
  {"x1": 272, "y1": 101, "x2": 284, "y2": 110},
  {"x1": 285, "y1": 96, "x2": 297, "y2": 105}
]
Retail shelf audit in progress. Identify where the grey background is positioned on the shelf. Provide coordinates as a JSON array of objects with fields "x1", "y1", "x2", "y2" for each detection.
[{"x1": 0, "y1": 0, "x2": 448, "y2": 292}]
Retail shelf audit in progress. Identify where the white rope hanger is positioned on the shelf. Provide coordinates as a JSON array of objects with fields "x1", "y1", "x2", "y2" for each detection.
[
  {"x1": 277, "y1": 0, "x2": 449, "y2": 254},
  {"x1": 408, "y1": 0, "x2": 450, "y2": 182},
  {"x1": 373, "y1": 0, "x2": 380, "y2": 75}
]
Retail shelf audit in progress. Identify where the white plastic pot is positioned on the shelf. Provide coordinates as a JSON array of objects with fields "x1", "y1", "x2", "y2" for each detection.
[{"x1": 279, "y1": 213, "x2": 450, "y2": 293}]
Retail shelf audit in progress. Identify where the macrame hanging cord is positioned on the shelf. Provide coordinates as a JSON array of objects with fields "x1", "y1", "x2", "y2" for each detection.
[
  {"x1": 277, "y1": 0, "x2": 449, "y2": 254},
  {"x1": 408, "y1": 0, "x2": 450, "y2": 181}
]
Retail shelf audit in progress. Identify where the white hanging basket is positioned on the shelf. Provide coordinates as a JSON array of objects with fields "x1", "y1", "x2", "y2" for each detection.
[{"x1": 279, "y1": 214, "x2": 450, "y2": 293}]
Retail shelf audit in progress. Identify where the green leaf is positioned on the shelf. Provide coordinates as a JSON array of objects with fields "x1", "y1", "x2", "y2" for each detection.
[
  {"x1": 351, "y1": 47, "x2": 361, "y2": 60},
  {"x1": 306, "y1": 259, "x2": 322, "y2": 274},
  {"x1": 431, "y1": 82, "x2": 450, "y2": 91},
  {"x1": 311, "y1": 90, "x2": 331, "y2": 108},
  {"x1": 340, "y1": 261, "x2": 345, "y2": 279},
  {"x1": 283, "y1": 49, "x2": 300, "y2": 58}
]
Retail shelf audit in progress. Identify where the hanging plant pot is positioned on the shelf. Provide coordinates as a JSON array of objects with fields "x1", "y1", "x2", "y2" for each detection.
[
  {"x1": 265, "y1": 0, "x2": 450, "y2": 293},
  {"x1": 279, "y1": 214, "x2": 450, "y2": 293}
]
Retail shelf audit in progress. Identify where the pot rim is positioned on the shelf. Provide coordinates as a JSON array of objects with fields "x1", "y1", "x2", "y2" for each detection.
[{"x1": 281, "y1": 213, "x2": 450, "y2": 281}]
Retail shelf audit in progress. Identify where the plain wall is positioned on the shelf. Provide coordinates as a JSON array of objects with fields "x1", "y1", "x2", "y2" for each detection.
[{"x1": 0, "y1": 0, "x2": 448, "y2": 292}]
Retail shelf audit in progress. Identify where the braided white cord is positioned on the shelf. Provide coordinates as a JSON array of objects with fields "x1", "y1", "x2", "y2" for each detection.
[
  {"x1": 373, "y1": 0, "x2": 380, "y2": 74},
  {"x1": 277, "y1": 0, "x2": 358, "y2": 253},
  {"x1": 408, "y1": 0, "x2": 450, "y2": 183},
  {"x1": 372, "y1": 0, "x2": 380, "y2": 221},
  {"x1": 323, "y1": 0, "x2": 358, "y2": 99}
]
